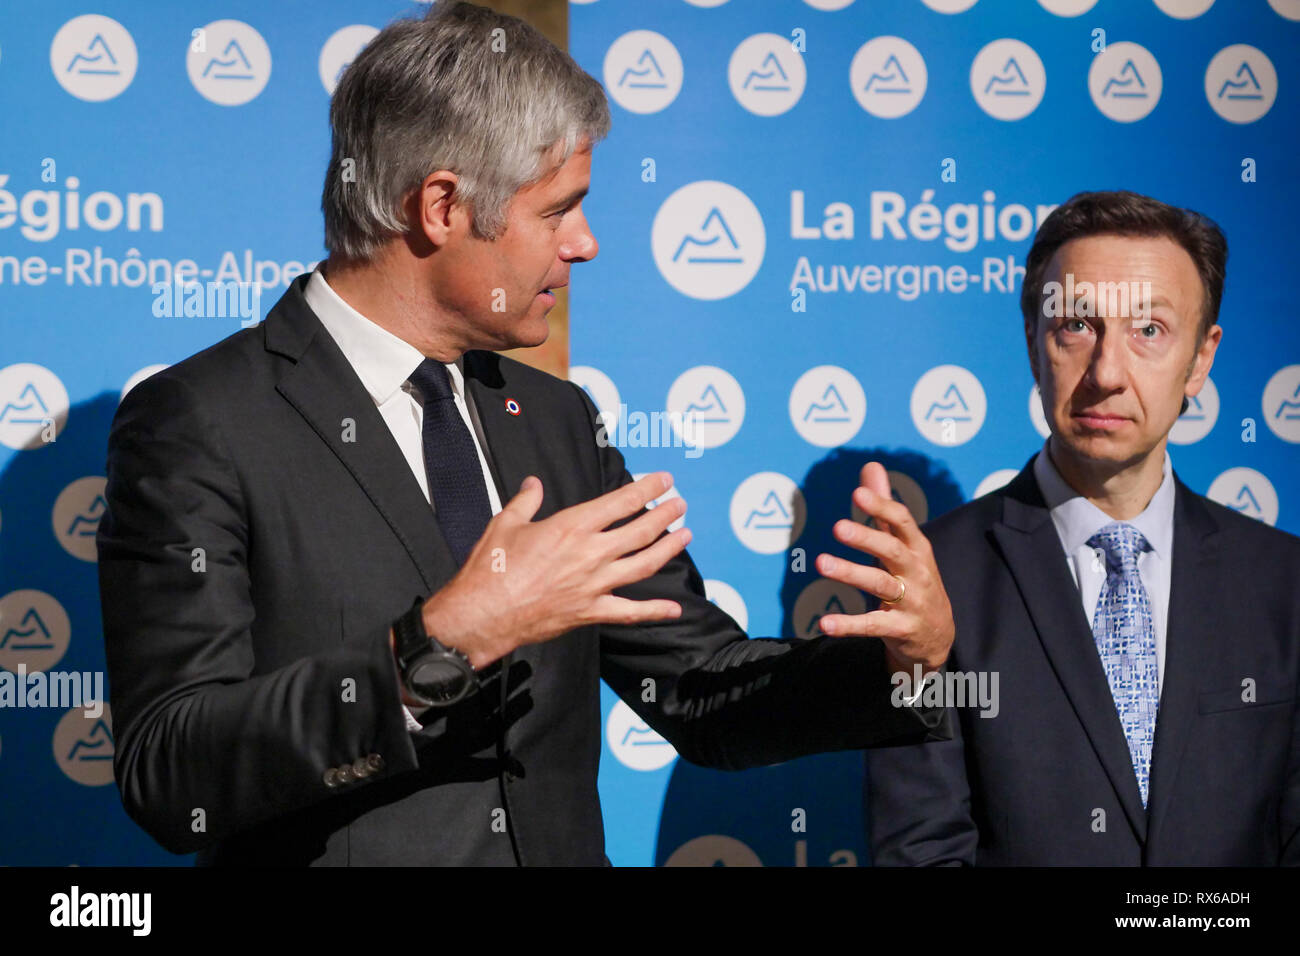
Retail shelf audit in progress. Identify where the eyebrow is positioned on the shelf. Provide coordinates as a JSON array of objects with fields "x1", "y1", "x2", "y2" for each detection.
[{"x1": 545, "y1": 186, "x2": 588, "y2": 212}]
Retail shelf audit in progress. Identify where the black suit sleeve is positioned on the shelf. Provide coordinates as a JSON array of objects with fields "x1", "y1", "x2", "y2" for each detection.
[
  {"x1": 865, "y1": 701, "x2": 978, "y2": 865},
  {"x1": 97, "y1": 372, "x2": 420, "y2": 855},
  {"x1": 570, "y1": 384, "x2": 951, "y2": 770}
]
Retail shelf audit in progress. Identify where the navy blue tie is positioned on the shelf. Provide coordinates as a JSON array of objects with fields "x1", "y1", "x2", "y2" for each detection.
[{"x1": 407, "y1": 359, "x2": 493, "y2": 567}]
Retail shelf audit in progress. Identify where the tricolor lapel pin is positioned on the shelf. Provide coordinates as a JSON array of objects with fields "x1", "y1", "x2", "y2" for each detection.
[{"x1": 504, "y1": 398, "x2": 521, "y2": 416}]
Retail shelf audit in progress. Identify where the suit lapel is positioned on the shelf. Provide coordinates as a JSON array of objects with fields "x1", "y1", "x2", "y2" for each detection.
[
  {"x1": 1146, "y1": 477, "x2": 1222, "y2": 835},
  {"x1": 265, "y1": 275, "x2": 456, "y2": 595},
  {"x1": 461, "y1": 350, "x2": 554, "y2": 721},
  {"x1": 462, "y1": 350, "x2": 536, "y2": 510},
  {"x1": 990, "y1": 458, "x2": 1149, "y2": 841}
]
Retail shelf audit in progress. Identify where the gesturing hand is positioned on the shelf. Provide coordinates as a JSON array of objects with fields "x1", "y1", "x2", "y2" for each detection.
[
  {"x1": 420, "y1": 471, "x2": 692, "y2": 669},
  {"x1": 813, "y1": 461, "x2": 954, "y2": 677}
]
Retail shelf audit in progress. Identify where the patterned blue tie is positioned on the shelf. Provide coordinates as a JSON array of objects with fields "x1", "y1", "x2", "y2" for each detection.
[
  {"x1": 1086, "y1": 521, "x2": 1159, "y2": 808},
  {"x1": 407, "y1": 359, "x2": 492, "y2": 567}
]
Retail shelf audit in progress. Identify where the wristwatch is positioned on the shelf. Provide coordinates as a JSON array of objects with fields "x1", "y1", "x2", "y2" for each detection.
[{"x1": 391, "y1": 596, "x2": 478, "y2": 707}]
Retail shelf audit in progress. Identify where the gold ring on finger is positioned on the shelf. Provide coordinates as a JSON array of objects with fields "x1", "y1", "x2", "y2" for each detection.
[{"x1": 881, "y1": 575, "x2": 906, "y2": 605}]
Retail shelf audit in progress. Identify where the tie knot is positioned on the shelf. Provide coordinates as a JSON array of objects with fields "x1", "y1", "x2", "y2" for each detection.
[
  {"x1": 408, "y1": 359, "x2": 453, "y2": 402},
  {"x1": 1086, "y1": 521, "x2": 1149, "y2": 570}
]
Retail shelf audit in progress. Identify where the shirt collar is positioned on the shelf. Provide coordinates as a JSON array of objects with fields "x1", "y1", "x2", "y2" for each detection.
[
  {"x1": 1033, "y1": 437, "x2": 1175, "y2": 560},
  {"x1": 304, "y1": 267, "x2": 465, "y2": 405}
]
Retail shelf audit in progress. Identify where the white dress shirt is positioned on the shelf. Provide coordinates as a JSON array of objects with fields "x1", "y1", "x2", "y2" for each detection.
[
  {"x1": 1032, "y1": 440, "x2": 1174, "y2": 698},
  {"x1": 304, "y1": 268, "x2": 503, "y2": 730}
]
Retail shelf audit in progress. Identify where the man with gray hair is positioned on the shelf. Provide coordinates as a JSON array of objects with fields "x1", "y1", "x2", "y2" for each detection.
[{"x1": 98, "y1": 1, "x2": 955, "y2": 866}]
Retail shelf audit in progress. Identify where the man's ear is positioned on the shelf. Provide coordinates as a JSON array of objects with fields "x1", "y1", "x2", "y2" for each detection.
[
  {"x1": 1183, "y1": 322, "x2": 1222, "y2": 401},
  {"x1": 415, "y1": 169, "x2": 461, "y2": 248}
]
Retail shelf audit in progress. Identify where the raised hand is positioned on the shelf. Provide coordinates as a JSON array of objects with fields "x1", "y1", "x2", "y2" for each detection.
[
  {"x1": 418, "y1": 471, "x2": 691, "y2": 669},
  {"x1": 813, "y1": 461, "x2": 954, "y2": 676}
]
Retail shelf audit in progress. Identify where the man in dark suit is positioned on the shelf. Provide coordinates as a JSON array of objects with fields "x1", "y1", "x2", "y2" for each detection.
[
  {"x1": 96, "y1": 1, "x2": 955, "y2": 866},
  {"x1": 861, "y1": 190, "x2": 1300, "y2": 865}
]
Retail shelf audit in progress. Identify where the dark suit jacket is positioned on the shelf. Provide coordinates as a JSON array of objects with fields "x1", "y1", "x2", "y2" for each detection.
[
  {"x1": 97, "y1": 273, "x2": 947, "y2": 866},
  {"x1": 867, "y1": 455, "x2": 1300, "y2": 866}
]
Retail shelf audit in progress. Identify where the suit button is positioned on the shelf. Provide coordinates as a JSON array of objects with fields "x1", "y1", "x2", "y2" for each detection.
[
  {"x1": 366, "y1": 753, "x2": 384, "y2": 772},
  {"x1": 323, "y1": 768, "x2": 340, "y2": 788},
  {"x1": 337, "y1": 764, "x2": 357, "y2": 784},
  {"x1": 352, "y1": 757, "x2": 371, "y2": 778}
]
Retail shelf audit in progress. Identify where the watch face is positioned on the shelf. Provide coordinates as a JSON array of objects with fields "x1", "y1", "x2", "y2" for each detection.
[{"x1": 410, "y1": 658, "x2": 471, "y2": 704}]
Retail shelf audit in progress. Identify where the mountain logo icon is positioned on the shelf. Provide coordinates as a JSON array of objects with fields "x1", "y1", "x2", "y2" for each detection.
[
  {"x1": 618, "y1": 48, "x2": 667, "y2": 89},
  {"x1": 803, "y1": 383, "x2": 851, "y2": 423},
  {"x1": 985, "y1": 57, "x2": 1031, "y2": 96},
  {"x1": 672, "y1": 207, "x2": 743, "y2": 264},
  {"x1": 66, "y1": 719, "x2": 115, "y2": 762},
  {"x1": 0, "y1": 607, "x2": 55, "y2": 651},
  {"x1": 1218, "y1": 61, "x2": 1263, "y2": 100},
  {"x1": 202, "y1": 38, "x2": 255, "y2": 80},
  {"x1": 743, "y1": 490, "x2": 793, "y2": 530},
  {"x1": 863, "y1": 53, "x2": 911, "y2": 94},
  {"x1": 1102, "y1": 59, "x2": 1148, "y2": 98},
  {"x1": 65, "y1": 33, "x2": 120, "y2": 75},
  {"x1": 924, "y1": 383, "x2": 973, "y2": 421},
  {"x1": 741, "y1": 51, "x2": 790, "y2": 91}
]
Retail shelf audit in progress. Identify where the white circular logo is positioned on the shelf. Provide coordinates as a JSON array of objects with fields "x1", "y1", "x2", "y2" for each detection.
[
  {"x1": 920, "y1": 0, "x2": 978, "y2": 11},
  {"x1": 632, "y1": 472, "x2": 685, "y2": 532},
  {"x1": 188, "y1": 20, "x2": 272, "y2": 106},
  {"x1": 569, "y1": 365, "x2": 622, "y2": 445},
  {"x1": 974, "y1": 468, "x2": 1020, "y2": 498},
  {"x1": 665, "y1": 834, "x2": 762, "y2": 866},
  {"x1": 728, "y1": 33, "x2": 806, "y2": 116},
  {"x1": 703, "y1": 579, "x2": 749, "y2": 632},
  {"x1": 54, "y1": 704, "x2": 116, "y2": 787},
  {"x1": 971, "y1": 39, "x2": 1046, "y2": 121},
  {"x1": 606, "y1": 699, "x2": 677, "y2": 771},
  {"x1": 849, "y1": 37, "x2": 928, "y2": 119},
  {"x1": 1153, "y1": 0, "x2": 1215, "y2": 17},
  {"x1": 789, "y1": 366, "x2": 866, "y2": 447},
  {"x1": 603, "y1": 30, "x2": 683, "y2": 114},
  {"x1": 1204, "y1": 45, "x2": 1277, "y2": 124},
  {"x1": 121, "y1": 364, "x2": 169, "y2": 402},
  {"x1": 803, "y1": 0, "x2": 856, "y2": 10},
  {"x1": 319, "y1": 25, "x2": 378, "y2": 95},
  {"x1": 1029, "y1": 383, "x2": 1052, "y2": 438},
  {"x1": 1169, "y1": 375, "x2": 1219, "y2": 444},
  {"x1": 911, "y1": 365, "x2": 987, "y2": 445},
  {"x1": 1089, "y1": 41, "x2": 1162, "y2": 123},
  {"x1": 52, "y1": 477, "x2": 108, "y2": 562},
  {"x1": 1037, "y1": 0, "x2": 1099, "y2": 13},
  {"x1": 652, "y1": 181, "x2": 765, "y2": 300},
  {"x1": 665, "y1": 365, "x2": 746, "y2": 449},
  {"x1": 1268, "y1": 0, "x2": 1300, "y2": 20},
  {"x1": 0, "y1": 589, "x2": 71, "y2": 674},
  {"x1": 1262, "y1": 364, "x2": 1300, "y2": 443},
  {"x1": 1207, "y1": 467, "x2": 1279, "y2": 526},
  {"x1": 684, "y1": 0, "x2": 730, "y2": 6},
  {"x1": 0, "y1": 363, "x2": 70, "y2": 450},
  {"x1": 730, "y1": 472, "x2": 806, "y2": 555},
  {"x1": 793, "y1": 578, "x2": 867, "y2": 639},
  {"x1": 50, "y1": 15, "x2": 137, "y2": 102}
]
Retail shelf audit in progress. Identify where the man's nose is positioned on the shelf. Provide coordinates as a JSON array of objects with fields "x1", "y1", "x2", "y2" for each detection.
[
  {"x1": 562, "y1": 211, "x2": 598, "y2": 263},
  {"x1": 1085, "y1": 322, "x2": 1128, "y2": 392}
]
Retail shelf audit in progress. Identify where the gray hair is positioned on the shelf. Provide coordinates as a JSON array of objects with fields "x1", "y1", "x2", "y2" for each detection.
[{"x1": 321, "y1": 0, "x2": 611, "y2": 261}]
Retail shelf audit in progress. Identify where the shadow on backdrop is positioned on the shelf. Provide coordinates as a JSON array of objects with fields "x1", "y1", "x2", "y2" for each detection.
[
  {"x1": 653, "y1": 447, "x2": 964, "y2": 867},
  {"x1": 0, "y1": 389, "x2": 182, "y2": 865}
]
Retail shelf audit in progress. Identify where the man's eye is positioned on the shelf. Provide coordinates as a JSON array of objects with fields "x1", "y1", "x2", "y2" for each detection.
[
  {"x1": 1135, "y1": 322, "x2": 1159, "y2": 337},
  {"x1": 1065, "y1": 319, "x2": 1088, "y2": 333}
]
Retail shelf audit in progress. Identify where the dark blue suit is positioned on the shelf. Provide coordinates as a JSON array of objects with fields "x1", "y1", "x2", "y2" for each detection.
[{"x1": 866, "y1": 455, "x2": 1300, "y2": 865}]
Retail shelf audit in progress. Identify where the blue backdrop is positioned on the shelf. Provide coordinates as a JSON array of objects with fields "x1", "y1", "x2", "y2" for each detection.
[{"x1": 0, "y1": 0, "x2": 1296, "y2": 866}]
